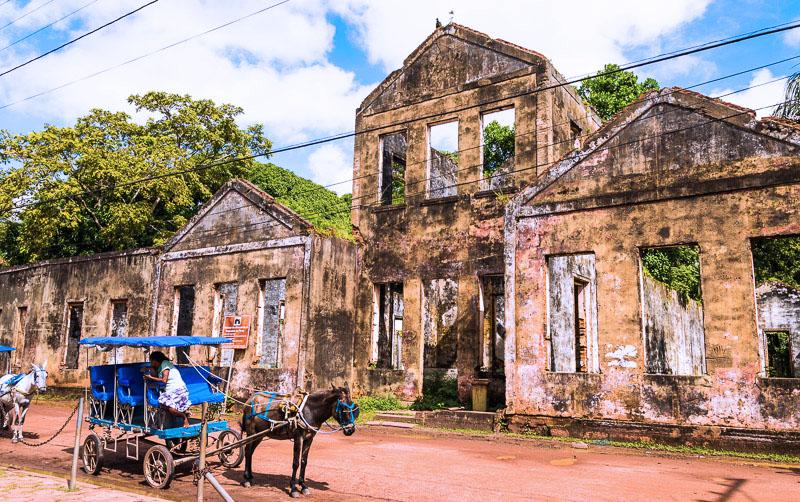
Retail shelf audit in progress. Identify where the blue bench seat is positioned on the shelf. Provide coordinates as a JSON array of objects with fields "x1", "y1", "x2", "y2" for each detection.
[
  {"x1": 117, "y1": 363, "x2": 147, "y2": 407},
  {"x1": 145, "y1": 366, "x2": 225, "y2": 407},
  {"x1": 89, "y1": 365, "x2": 116, "y2": 402}
]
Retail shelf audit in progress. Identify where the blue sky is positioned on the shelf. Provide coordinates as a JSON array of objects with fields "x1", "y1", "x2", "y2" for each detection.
[{"x1": 0, "y1": 0, "x2": 798, "y2": 194}]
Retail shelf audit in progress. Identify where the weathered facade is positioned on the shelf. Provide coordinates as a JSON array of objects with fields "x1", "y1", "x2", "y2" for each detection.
[
  {"x1": 0, "y1": 180, "x2": 358, "y2": 393},
  {"x1": 350, "y1": 24, "x2": 600, "y2": 403},
  {"x1": 505, "y1": 88, "x2": 800, "y2": 439}
]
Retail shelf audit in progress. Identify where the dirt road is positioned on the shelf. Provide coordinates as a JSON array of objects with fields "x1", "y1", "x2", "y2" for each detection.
[{"x1": 1, "y1": 402, "x2": 798, "y2": 501}]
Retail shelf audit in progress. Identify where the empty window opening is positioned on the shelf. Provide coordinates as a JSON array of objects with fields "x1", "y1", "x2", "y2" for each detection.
[
  {"x1": 547, "y1": 255, "x2": 598, "y2": 373},
  {"x1": 110, "y1": 300, "x2": 128, "y2": 337},
  {"x1": 423, "y1": 278, "x2": 459, "y2": 369},
  {"x1": 570, "y1": 120, "x2": 582, "y2": 149},
  {"x1": 481, "y1": 109, "x2": 515, "y2": 190},
  {"x1": 480, "y1": 276, "x2": 505, "y2": 374},
  {"x1": 379, "y1": 132, "x2": 407, "y2": 205},
  {"x1": 752, "y1": 235, "x2": 800, "y2": 378},
  {"x1": 259, "y1": 278, "x2": 286, "y2": 368},
  {"x1": 213, "y1": 282, "x2": 239, "y2": 366},
  {"x1": 15, "y1": 306, "x2": 28, "y2": 364},
  {"x1": 371, "y1": 283, "x2": 403, "y2": 369},
  {"x1": 173, "y1": 285, "x2": 196, "y2": 364},
  {"x1": 65, "y1": 303, "x2": 84, "y2": 369},
  {"x1": 766, "y1": 331, "x2": 793, "y2": 378},
  {"x1": 428, "y1": 121, "x2": 459, "y2": 198},
  {"x1": 640, "y1": 245, "x2": 705, "y2": 376}
]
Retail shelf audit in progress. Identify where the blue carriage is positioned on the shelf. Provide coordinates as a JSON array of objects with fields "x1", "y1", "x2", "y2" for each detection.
[{"x1": 79, "y1": 336, "x2": 243, "y2": 489}]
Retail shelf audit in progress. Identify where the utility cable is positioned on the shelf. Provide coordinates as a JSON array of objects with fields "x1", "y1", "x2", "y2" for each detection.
[{"x1": 0, "y1": 0, "x2": 100, "y2": 53}]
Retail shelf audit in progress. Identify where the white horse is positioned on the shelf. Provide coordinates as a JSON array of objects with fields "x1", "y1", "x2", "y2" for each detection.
[{"x1": 0, "y1": 361, "x2": 48, "y2": 443}]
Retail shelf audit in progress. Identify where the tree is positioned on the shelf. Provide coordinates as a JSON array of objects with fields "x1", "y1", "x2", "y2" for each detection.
[
  {"x1": 775, "y1": 73, "x2": 800, "y2": 121},
  {"x1": 751, "y1": 236, "x2": 800, "y2": 289},
  {"x1": 578, "y1": 64, "x2": 660, "y2": 122},
  {"x1": 641, "y1": 246, "x2": 702, "y2": 302},
  {"x1": 0, "y1": 92, "x2": 271, "y2": 264},
  {"x1": 482, "y1": 120, "x2": 515, "y2": 178}
]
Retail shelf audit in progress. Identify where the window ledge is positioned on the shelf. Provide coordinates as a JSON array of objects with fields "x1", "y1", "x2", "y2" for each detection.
[
  {"x1": 420, "y1": 194, "x2": 461, "y2": 206},
  {"x1": 643, "y1": 374, "x2": 712, "y2": 386},
  {"x1": 544, "y1": 372, "x2": 602, "y2": 382},
  {"x1": 757, "y1": 376, "x2": 800, "y2": 389},
  {"x1": 473, "y1": 186, "x2": 518, "y2": 199},
  {"x1": 371, "y1": 204, "x2": 406, "y2": 214}
]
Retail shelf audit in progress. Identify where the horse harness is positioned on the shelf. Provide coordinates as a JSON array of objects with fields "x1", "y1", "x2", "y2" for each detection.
[
  {"x1": 247, "y1": 391, "x2": 309, "y2": 432},
  {"x1": 0, "y1": 372, "x2": 30, "y2": 400}
]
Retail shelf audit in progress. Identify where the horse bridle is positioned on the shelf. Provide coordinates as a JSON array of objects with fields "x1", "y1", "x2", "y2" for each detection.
[
  {"x1": 7, "y1": 367, "x2": 47, "y2": 398},
  {"x1": 334, "y1": 399, "x2": 359, "y2": 429}
]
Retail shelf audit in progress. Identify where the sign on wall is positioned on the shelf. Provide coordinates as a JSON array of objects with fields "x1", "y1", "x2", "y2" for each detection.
[{"x1": 222, "y1": 315, "x2": 252, "y2": 350}]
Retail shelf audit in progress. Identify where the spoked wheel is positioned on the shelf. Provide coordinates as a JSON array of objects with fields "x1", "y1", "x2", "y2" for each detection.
[
  {"x1": 216, "y1": 429, "x2": 244, "y2": 468},
  {"x1": 143, "y1": 445, "x2": 174, "y2": 489},
  {"x1": 81, "y1": 432, "x2": 104, "y2": 475}
]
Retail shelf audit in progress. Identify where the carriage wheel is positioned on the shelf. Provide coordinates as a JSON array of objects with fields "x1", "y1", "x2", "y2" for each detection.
[
  {"x1": 216, "y1": 429, "x2": 244, "y2": 468},
  {"x1": 81, "y1": 432, "x2": 104, "y2": 475},
  {"x1": 143, "y1": 445, "x2": 174, "y2": 489}
]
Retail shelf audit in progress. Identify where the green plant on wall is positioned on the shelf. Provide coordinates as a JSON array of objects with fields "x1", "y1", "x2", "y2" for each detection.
[{"x1": 641, "y1": 246, "x2": 702, "y2": 302}]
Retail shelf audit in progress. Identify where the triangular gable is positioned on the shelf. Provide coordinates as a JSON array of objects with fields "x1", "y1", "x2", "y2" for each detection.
[
  {"x1": 358, "y1": 23, "x2": 548, "y2": 116},
  {"x1": 516, "y1": 87, "x2": 800, "y2": 211},
  {"x1": 164, "y1": 179, "x2": 313, "y2": 253}
]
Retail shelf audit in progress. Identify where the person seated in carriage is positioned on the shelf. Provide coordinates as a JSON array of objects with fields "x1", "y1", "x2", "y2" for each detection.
[{"x1": 142, "y1": 351, "x2": 191, "y2": 427}]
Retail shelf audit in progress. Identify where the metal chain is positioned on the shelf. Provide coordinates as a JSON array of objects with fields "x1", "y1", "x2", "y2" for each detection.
[{"x1": 19, "y1": 402, "x2": 80, "y2": 447}]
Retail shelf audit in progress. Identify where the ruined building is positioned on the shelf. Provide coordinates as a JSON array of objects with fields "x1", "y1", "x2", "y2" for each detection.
[
  {"x1": 350, "y1": 24, "x2": 599, "y2": 404},
  {"x1": 2, "y1": 23, "x2": 800, "y2": 448},
  {"x1": 505, "y1": 88, "x2": 800, "y2": 444},
  {"x1": 0, "y1": 180, "x2": 357, "y2": 393}
]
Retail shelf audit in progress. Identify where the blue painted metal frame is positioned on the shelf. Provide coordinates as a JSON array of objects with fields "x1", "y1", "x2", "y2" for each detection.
[{"x1": 87, "y1": 416, "x2": 229, "y2": 439}]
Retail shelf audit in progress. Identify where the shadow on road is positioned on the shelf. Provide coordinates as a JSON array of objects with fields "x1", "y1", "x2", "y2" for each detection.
[
  {"x1": 696, "y1": 478, "x2": 748, "y2": 502},
  {"x1": 220, "y1": 469, "x2": 330, "y2": 496}
]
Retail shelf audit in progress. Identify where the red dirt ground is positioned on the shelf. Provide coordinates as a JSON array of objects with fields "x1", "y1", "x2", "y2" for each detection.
[{"x1": 1, "y1": 402, "x2": 799, "y2": 501}]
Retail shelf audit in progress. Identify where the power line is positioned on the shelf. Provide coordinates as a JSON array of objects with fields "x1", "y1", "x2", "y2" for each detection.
[
  {"x1": 0, "y1": 0, "x2": 58, "y2": 33},
  {"x1": 0, "y1": 0, "x2": 161, "y2": 79},
  {"x1": 0, "y1": 0, "x2": 292, "y2": 109},
  {"x1": 3, "y1": 55, "x2": 795, "y2": 218},
  {"x1": 0, "y1": 0, "x2": 100, "y2": 54}
]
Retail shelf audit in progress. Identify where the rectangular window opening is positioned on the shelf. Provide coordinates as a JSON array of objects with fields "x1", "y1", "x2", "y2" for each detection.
[
  {"x1": 379, "y1": 132, "x2": 407, "y2": 206},
  {"x1": 481, "y1": 108, "x2": 515, "y2": 190},
  {"x1": 371, "y1": 282, "x2": 403, "y2": 369},
  {"x1": 423, "y1": 278, "x2": 458, "y2": 369},
  {"x1": 428, "y1": 121, "x2": 459, "y2": 199},
  {"x1": 173, "y1": 285, "x2": 195, "y2": 364},
  {"x1": 65, "y1": 303, "x2": 84, "y2": 369},
  {"x1": 110, "y1": 300, "x2": 128, "y2": 337},
  {"x1": 752, "y1": 235, "x2": 800, "y2": 378},
  {"x1": 480, "y1": 276, "x2": 505, "y2": 374},
  {"x1": 570, "y1": 120, "x2": 582, "y2": 149},
  {"x1": 547, "y1": 255, "x2": 597, "y2": 373},
  {"x1": 640, "y1": 245, "x2": 705, "y2": 376},
  {"x1": 260, "y1": 278, "x2": 286, "y2": 368},
  {"x1": 15, "y1": 306, "x2": 28, "y2": 367}
]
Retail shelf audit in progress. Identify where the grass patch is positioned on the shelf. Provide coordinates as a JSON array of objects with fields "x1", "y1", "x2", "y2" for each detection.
[
  {"x1": 410, "y1": 372, "x2": 460, "y2": 411},
  {"x1": 355, "y1": 394, "x2": 406, "y2": 423}
]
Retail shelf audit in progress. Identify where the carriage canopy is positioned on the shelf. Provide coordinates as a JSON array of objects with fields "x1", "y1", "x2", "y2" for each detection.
[{"x1": 79, "y1": 336, "x2": 231, "y2": 348}]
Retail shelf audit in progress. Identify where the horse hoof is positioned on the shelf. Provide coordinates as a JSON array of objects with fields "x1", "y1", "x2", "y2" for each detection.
[
  {"x1": 301, "y1": 488, "x2": 311, "y2": 495},
  {"x1": 242, "y1": 481, "x2": 252, "y2": 488},
  {"x1": 290, "y1": 490, "x2": 301, "y2": 498}
]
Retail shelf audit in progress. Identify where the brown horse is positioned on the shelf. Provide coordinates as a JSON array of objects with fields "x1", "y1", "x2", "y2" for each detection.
[{"x1": 240, "y1": 384, "x2": 358, "y2": 497}]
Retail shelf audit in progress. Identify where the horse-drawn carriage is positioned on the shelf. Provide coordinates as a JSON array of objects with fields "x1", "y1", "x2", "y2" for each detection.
[
  {"x1": 0, "y1": 345, "x2": 49, "y2": 443},
  {"x1": 78, "y1": 336, "x2": 244, "y2": 489}
]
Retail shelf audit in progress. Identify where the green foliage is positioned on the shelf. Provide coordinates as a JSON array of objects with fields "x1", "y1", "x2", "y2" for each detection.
[
  {"x1": 390, "y1": 160, "x2": 405, "y2": 205},
  {"x1": 776, "y1": 72, "x2": 800, "y2": 121},
  {"x1": 244, "y1": 163, "x2": 352, "y2": 239},
  {"x1": 482, "y1": 120, "x2": 515, "y2": 177},
  {"x1": 766, "y1": 331, "x2": 792, "y2": 378},
  {"x1": 751, "y1": 235, "x2": 800, "y2": 289},
  {"x1": 578, "y1": 64, "x2": 660, "y2": 121},
  {"x1": 356, "y1": 394, "x2": 406, "y2": 415},
  {"x1": 0, "y1": 92, "x2": 270, "y2": 265},
  {"x1": 641, "y1": 246, "x2": 702, "y2": 302},
  {"x1": 410, "y1": 372, "x2": 460, "y2": 411}
]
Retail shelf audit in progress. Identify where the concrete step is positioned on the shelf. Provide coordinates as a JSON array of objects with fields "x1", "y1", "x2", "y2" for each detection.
[
  {"x1": 374, "y1": 412, "x2": 419, "y2": 424},
  {"x1": 366, "y1": 420, "x2": 416, "y2": 429}
]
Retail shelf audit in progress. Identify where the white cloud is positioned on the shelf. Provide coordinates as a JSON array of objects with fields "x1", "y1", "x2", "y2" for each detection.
[
  {"x1": 306, "y1": 143, "x2": 353, "y2": 195},
  {"x1": 711, "y1": 69, "x2": 787, "y2": 117},
  {"x1": 332, "y1": 0, "x2": 712, "y2": 78},
  {"x1": 784, "y1": 27, "x2": 800, "y2": 48}
]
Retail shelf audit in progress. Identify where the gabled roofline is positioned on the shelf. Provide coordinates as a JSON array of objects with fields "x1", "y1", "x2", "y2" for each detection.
[
  {"x1": 162, "y1": 178, "x2": 314, "y2": 252},
  {"x1": 512, "y1": 87, "x2": 800, "y2": 208},
  {"x1": 357, "y1": 23, "x2": 551, "y2": 115}
]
